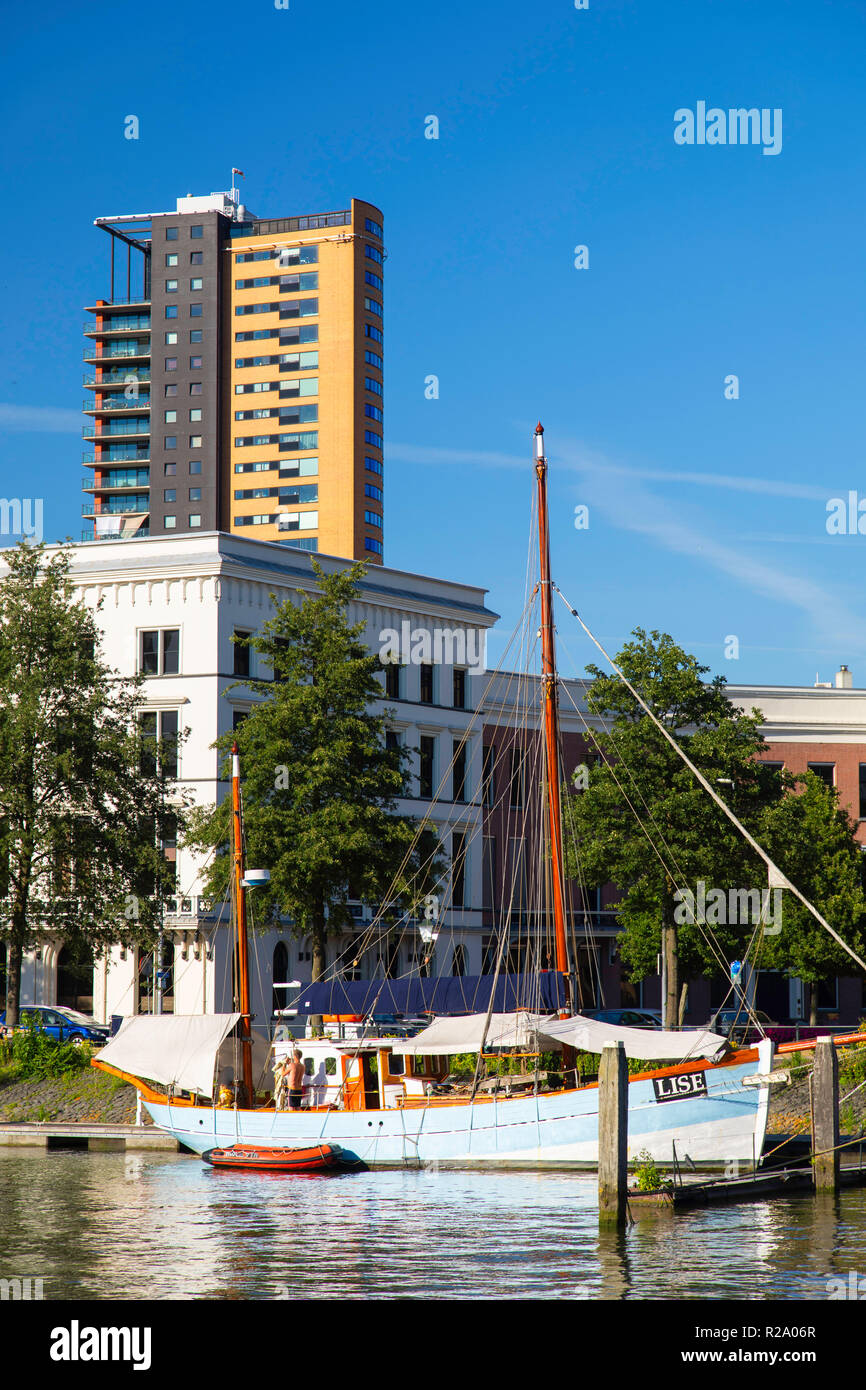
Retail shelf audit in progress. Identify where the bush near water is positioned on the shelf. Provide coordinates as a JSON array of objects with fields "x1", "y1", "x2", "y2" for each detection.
[{"x1": 0, "y1": 1026, "x2": 91, "y2": 1082}]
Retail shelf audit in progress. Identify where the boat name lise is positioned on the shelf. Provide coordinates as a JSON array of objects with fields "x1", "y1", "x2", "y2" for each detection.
[{"x1": 652, "y1": 1073, "x2": 708, "y2": 1103}]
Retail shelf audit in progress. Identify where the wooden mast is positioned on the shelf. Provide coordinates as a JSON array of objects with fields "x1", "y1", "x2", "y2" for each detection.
[
  {"x1": 231, "y1": 742, "x2": 254, "y2": 1105},
  {"x1": 534, "y1": 423, "x2": 573, "y2": 1013}
]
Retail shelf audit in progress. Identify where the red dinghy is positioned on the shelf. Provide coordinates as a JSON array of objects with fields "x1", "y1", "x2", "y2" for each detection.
[{"x1": 202, "y1": 1143, "x2": 344, "y2": 1173}]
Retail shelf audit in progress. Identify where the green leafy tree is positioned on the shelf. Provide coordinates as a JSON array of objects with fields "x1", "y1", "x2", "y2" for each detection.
[
  {"x1": 564, "y1": 629, "x2": 781, "y2": 1025},
  {"x1": 185, "y1": 561, "x2": 443, "y2": 988},
  {"x1": 0, "y1": 542, "x2": 186, "y2": 1024},
  {"x1": 759, "y1": 772, "x2": 866, "y2": 1023}
]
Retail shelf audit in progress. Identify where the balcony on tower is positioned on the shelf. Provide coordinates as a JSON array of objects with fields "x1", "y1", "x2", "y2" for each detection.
[{"x1": 82, "y1": 415, "x2": 150, "y2": 442}]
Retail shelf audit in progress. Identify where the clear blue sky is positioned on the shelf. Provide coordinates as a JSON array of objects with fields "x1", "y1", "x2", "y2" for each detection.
[{"x1": 1, "y1": 0, "x2": 864, "y2": 687}]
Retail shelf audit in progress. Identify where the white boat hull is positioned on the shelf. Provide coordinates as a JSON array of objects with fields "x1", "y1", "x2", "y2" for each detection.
[{"x1": 144, "y1": 1040, "x2": 773, "y2": 1170}]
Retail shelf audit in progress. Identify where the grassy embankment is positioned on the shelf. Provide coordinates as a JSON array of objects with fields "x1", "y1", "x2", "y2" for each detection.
[{"x1": 0, "y1": 1028, "x2": 138, "y2": 1124}]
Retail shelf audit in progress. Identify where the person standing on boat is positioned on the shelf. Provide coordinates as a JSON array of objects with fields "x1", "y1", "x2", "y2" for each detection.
[
  {"x1": 273, "y1": 1057, "x2": 290, "y2": 1110},
  {"x1": 287, "y1": 1049, "x2": 306, "y2": 1110}
]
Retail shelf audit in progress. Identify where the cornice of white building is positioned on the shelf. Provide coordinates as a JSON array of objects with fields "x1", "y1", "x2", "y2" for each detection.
[{"x1": 7, "y1": 532, "x2": 500, "y2": 628}]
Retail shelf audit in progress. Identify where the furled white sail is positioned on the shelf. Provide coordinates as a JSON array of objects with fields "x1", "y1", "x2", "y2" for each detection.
[
  {"x1": 401, "y1": 1011, "x2": 560, "y2": 1056},
  {"x1": 94, "y1": 1014, "x2": 242, "y2": 1097},
  {"x1": 401, "y1": 1012, "x2": 729, "y2": 1062},
  {"x1": 542, "y1": 1015, "x2": 729, "y2": 1061}
]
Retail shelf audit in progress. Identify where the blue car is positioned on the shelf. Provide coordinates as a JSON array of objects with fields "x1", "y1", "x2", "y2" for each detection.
[{"x1": 0, "y1": 1005, "x2": 110, "y2": 1046}]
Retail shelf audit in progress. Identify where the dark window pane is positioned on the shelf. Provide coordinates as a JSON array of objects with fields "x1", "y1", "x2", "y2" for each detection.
[
  {"x1": 452, "y1": 740, "x2": 466, "y2": 803},
  {"x1": 453, "y1": 668, "x2": 466, "y2": 709},
  {"x1": 419, "y1": 736, "x2": 435, "y2": 798},
  {"x1": 140, "y1": 631, "x2": 159, "y2": 674},
  {"x1": 419, "y1": 663, "x2": 433, "y2": 704},
  {"x1": 160, "y1": 710, "x2": 178, "y2": 779},
  {"x1": 233, "y1": 630, "x2": 251, "y2": 678},
  {"x1": 816, "y1": 977, "x2": 839, "y2": 1010},
  {"x1": 452, "y1": 831, "x2": 466, "y2": 908},
  {"x1": 807, "y1": 762, "x2": 834, "y2": 789},
  {"x1": 385, "y1": 663, "x2": 400, "y2": 699},
  {"x1": 160, "y1": 810, "x2": 178, "y2": 851},
  {"x1": 139, "y1": 712, "x2": 157, "y2": 774},
  {"x1": 162, "y1": 630, "x2": 180, "y2": 675},
  {"x1": 482, "y1": 743, "x2": 495, "y2": 807}
]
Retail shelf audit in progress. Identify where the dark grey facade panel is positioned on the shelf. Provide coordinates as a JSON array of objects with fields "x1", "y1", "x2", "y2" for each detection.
[{"x1": 148, "y1": 211, "x2": 228, "y2": 536}]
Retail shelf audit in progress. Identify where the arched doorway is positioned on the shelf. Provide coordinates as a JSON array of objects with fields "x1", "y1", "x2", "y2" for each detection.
[
  {"x1": 57, "y1": 943, "x2": 94, "y2": 1015},
  {"x1": 272, "y1": 941, "x2": 289, "y2": 1019}
]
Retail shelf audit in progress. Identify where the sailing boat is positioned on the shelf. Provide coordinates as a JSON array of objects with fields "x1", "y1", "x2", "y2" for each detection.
[{"x1": 92, "y1": 422, "x2": 801, "y2": 1169}]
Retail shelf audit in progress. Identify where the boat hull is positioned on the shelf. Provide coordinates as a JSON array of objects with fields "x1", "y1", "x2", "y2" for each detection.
[
  {"x1": 145, "y1": 1040, "x2": 773, "y2": 1171},
  {"x1": 202, "y1": 1142, "x2": 344, "y2": 1172}
]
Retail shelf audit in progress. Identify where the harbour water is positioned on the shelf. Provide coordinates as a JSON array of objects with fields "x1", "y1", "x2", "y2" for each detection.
[{"x1": 1, "y1": 1148, "x2": 865, "y2": 1301}]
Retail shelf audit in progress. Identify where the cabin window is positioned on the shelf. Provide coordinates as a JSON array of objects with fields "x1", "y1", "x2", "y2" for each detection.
[
  {"x1": 325, "y1": 1056, "x2": 337, "y2": 1075},
  {"x1": 389, "y1": 1054, "x2": 405, "y2": 1076},
  {"x1": 304, "y1": 1058, "x2": 314, "y2": 1076}
]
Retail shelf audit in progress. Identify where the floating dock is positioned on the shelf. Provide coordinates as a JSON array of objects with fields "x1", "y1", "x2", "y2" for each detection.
[
  {"x1": 0, "y1": 1122, "x2": 180, "y2": 1151},
  {"x1": 629, "y1": 1156, "x2": 866, "y2": 1214}
]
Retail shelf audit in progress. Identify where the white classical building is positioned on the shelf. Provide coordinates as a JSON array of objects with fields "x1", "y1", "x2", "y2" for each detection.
[{"x1": 5, "y1": 531, "x2": 498, "y2": 1027}]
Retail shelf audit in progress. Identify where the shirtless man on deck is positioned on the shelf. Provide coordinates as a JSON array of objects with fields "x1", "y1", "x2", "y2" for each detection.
[{"x1": 286, "y1": 1049, "x2": 306, "y2": 1110}]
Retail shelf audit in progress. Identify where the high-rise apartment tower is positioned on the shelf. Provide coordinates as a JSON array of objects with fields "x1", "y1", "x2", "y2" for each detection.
[{"x1": 82, "y1": 189, "x2": 385, "y2": 562}]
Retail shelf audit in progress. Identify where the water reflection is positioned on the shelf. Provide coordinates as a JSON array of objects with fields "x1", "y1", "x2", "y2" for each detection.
[
  {"x1": 596, "y1": 1227, "x2": 631, "y2": 1300},
  {"x1": 1, "y1": 1150, "x2": 865, "y2": 1300}
]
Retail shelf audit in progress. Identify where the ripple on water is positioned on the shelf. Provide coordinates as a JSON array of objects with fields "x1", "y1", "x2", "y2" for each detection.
[{"x1": 0, "y1": 1149, "x2": 863, "y2": 1299}]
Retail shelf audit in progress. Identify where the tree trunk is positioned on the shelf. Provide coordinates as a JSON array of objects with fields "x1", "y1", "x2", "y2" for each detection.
[
  {"x1": 662, "y1": 897, "x2": 678, "y2": 1031},
  {"x1": 309, "y1": 902, "x2": 327, "y2": 1036},
  {"x1": 5, "y1": 937, "x2": 22, "y2": 1027},
  {"x1": 6, "y1": 850, "x2": 32, "y2": 1029},
  {"x1": 809, "y1": 986, "x2": 818, "y2": 1027},
  {"x1": 678, "y1": 980, "x2": 689, "y2": 1028}
]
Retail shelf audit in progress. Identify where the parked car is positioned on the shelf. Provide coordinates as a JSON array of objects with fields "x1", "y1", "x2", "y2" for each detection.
[
  {"x1": 360, "y1": 1013, "x2": 430, "y2": 1038},
  {"x1": 582, "y1": 1008, "x2": 663, "y2": 1029},
  {"x1": 708, "y1": 1007, "x2": 776, "y2": 1043},
  {"x1": 0, "y1": 1005, "x2": 110, "y2": 1046}
]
